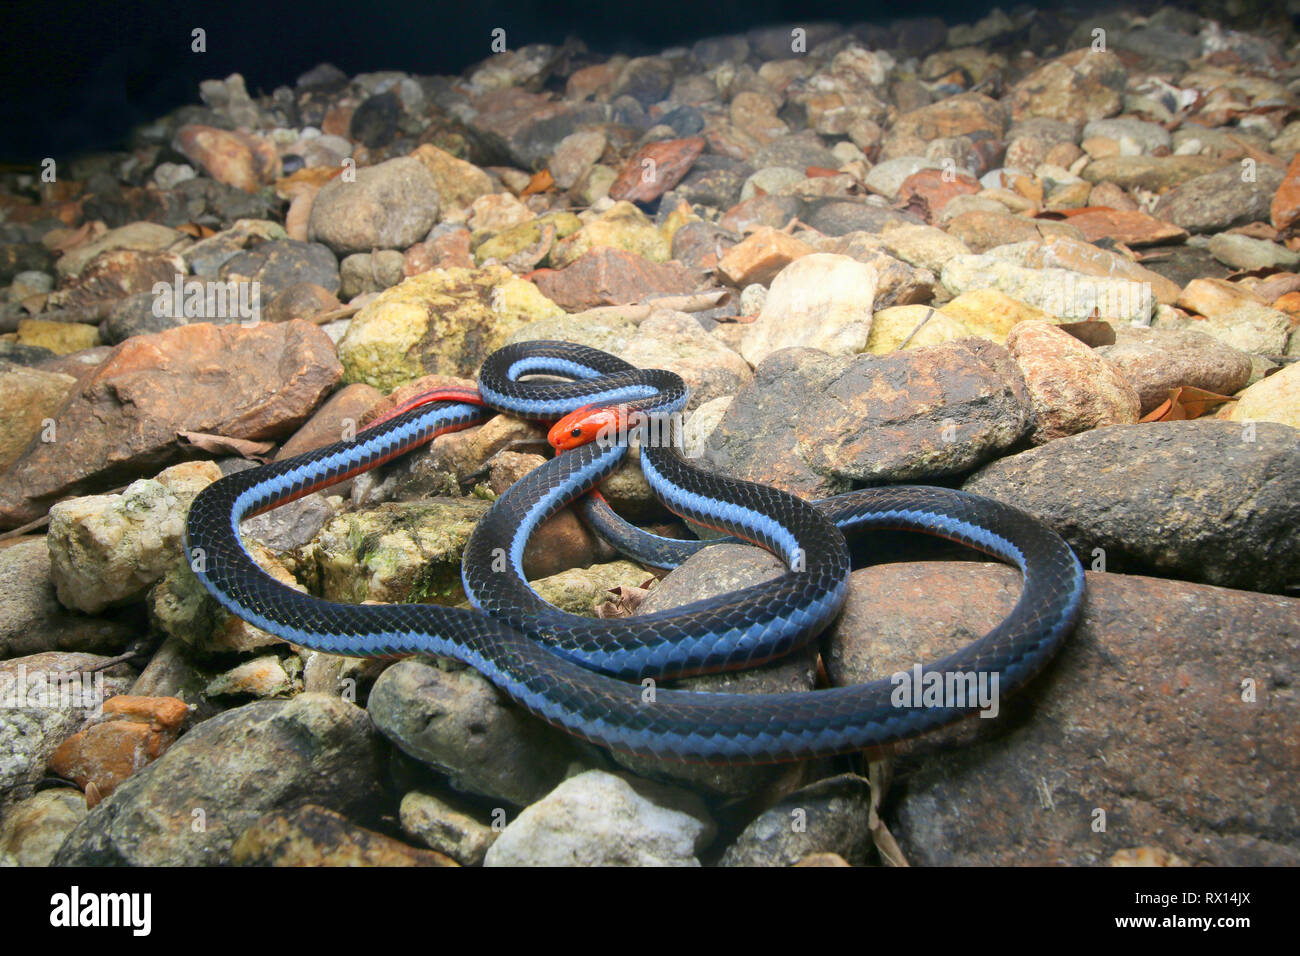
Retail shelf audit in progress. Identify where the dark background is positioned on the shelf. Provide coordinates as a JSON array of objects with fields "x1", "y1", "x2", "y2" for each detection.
[{"x1": 0, "y1": 0, "x2": 1208, "y2": 162}]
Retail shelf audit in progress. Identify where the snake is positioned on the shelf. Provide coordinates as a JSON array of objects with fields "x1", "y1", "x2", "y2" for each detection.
[{"x1": 185, "y1": 340, "x2": 1086, "y2": 763}]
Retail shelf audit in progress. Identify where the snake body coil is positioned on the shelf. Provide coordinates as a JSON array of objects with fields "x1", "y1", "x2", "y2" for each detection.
[{"x1": 186, "y1": 341, "x2": 1085, "y2": 763}]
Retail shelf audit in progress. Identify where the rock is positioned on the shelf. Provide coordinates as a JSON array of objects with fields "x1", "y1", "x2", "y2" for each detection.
[
  {"x1": 0, "y1": 321, "x2": 341, "y2": 529},
  {"x1": 877, "y1": 222, "x2": 971, "y2": 274},
  {"x1": 548, "y1": 130, "x2": 608, "y2": 191},
  {"x1": 53, "y1": 694, "x2": 385, "y2": 865},
  {"x1": 263, "y1": 282, "x2": 341, "y2": 324},
  {"x1": 623, "y1": 310, "x2": 751, "y2": 412},
  {"x1": 964, "y1": 422, "x2": 1300, "y2": 592},
  {"x1": 891, "y1": 93, "x2": 1006, "y2": 142},
  {"x1": 0, "y1": 789, "x2": 86, "y2": 866},
  {"x1": 13, "y1": 319, "x2": 99, "y2": 355},
  {"x1": 412, "y1": 144, "x2": 496, "y2": 215},
  {"x1": 368, "y1": 657, "x2": 577, "y2": 807},
  {"x1": 704, "y1": 341, "x2": 1032, "y2": 497},
  {"x1": 942, "y1": 255, "x2": 1155, "y2": 324},
  {"x1": 1062, "y1": 208, "x2": 1188, "y2": 247},
  {"x1": 1082, "y1": 117, "x2": 1171, "y2": 154},
  {"x1": 719, "y1": 774, "x2": 875, "y2": 866},
  {"x1": 1007, "y1": 321, "x2": 1140, "y2": 443},
  {"x1": 939, "y1": 288, "x2": 1055, "y2": 342},
  {"x1": 54, "y1": 222, "x2": 187, "y2": 279},
  {"x1": 1227, "y1": 361, "x2": 1300, "y2": 428},
  {"x1": 483, "y1": 770, "x2": 714, "y2": 867},
  {"x1": 0, "y1": 652, "x2": 136, "y2": 812},
  {"x1": 944, "y1": 211, "x2": 1083, "y2": 253},
  {"x1": 608, "y1": 137, "x2": 707, "y2": 204},
  {"x1": 47, "y1": 695, "x2": 188, "y2": 800},
  {"x1": 1007, "y1": 49, "x2": 1126, "y2": 123},
  {"x1": 0, "y1": 540, "x2": 135, "y2": 658},
  {"x1": 474, "y1": 210, "x2": 581, "y2": 266},
  {"x1": 1198, "y1": 305, "x2": 1293, "y2": 356},
  {"x1": 1080, "y1": 155, "x2": 1223, "y2": 191},
  {"x1": 1207, "y1": 234, "x2": 1300, "y2": 271},
  {"x1": 47, "y1": 461, "x2": 220, "y2": 613},
  {"x1": 0, "y1": 365, "x2": 74, "y2": 471},
  {"x1": 400, "y1": 790, "x2": 498, "y2": 865},
  {"x1": 241, "y1": 493, "x2": 336, "y2": 555},
  {"x1": 173, "y1": 125, "x2": 280, "y2": 192},
  {"x1": 551, "y1": 202, "x2": 670, "y2": 267},
  {"x1": 533, "y1": 248, "x2": 697, "y2": 311},
  {"x1": 1270, "y1": 151, "x2": 1300, "y2": 230},
  {"x1": 1177, "y1": 277, "x2": 1267, "y2": 317},
  {"x1": 866, "y1": 305, "x2": 970, "y2": 353},
  {"x1": 231, "y1": 804, "x2": 457, "y2": 866},
  {"x1": 338, "y1": 265, "x2": 563, "y2": 390},
  {"x1": 149, "y1": 545, "x2": 298, "y2": 657},
  {"x1": 739, "y1": 254, "x2": 878, "y2": 367},
  {"x1": 47, "y1": 249, "x2": 187, "y2": 317},
  {"x1": 183, "y1": 218, "x2": 287, "y2": 278},
  {"x1": 302, "y1": 498, "x2": 489, "y2": 606},
  {"x1": 1003, "y1": 236, "x2": 1180, "y2": 306},
  {"x1": 275, "y1": 382, "x2": 384, "y2": 461},
  {"x1": 1097, "y1": 327, "x2": 1254, "y2": 414},
  {"x1": 716, "y1": 227, "x2": 815, "y2": 287},
  {"x1": 205, "y1": 655, "x2": 297, "y2": 699},
  {"x1": 1154, "y1": 164, "x2": 1286, "y2": 234},
  {"x1": 308, "y1": 156, "x2": 441, "y2": 255},
  {"x1": 611, "y1": 544, "x2": 816, "y2": 796},
  {"x1": 826, "y1": 562, "x2": 1300, "y2": 865},
  {"x1": 219, "y1": 239, "x2": 340, "y2": 300},
  {"x1": 339, "y1": 250, "x2": 406, "y2": 299}
]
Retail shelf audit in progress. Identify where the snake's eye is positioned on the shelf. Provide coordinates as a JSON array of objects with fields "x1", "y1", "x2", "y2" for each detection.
[{"x1": 571, "y1": 427, "x2": 583, "y2": 438}]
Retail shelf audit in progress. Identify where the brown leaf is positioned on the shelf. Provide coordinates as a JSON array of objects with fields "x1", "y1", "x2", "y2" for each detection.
[
  {"x1": 594, "y1": 579, "x2": 657, "y2": 619},
  {"x1": 521, "y1": 169, "x2": 555, "y2": 197},
  {"x1": 1139, "y1": 386, "x2": 1236, "y2": 423},
  {"x1": 177, "y1": 431, "x2": 274, "y2": 460},
  {"x1": 1057, "y1": 320, "x2": 1117, "y2": 347}
]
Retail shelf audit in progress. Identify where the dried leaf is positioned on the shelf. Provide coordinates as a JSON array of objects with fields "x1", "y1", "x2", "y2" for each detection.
[
  {"x1": 1139, "y1": 386, "x2": 1236, "y2": 423},
  {"x1": 521, "y1": 169, "x2": 555, "y2": 197},
  {"x1": 1057, "y1": 320, "x2": 1117, "y2": 347},
  {"x1": 594, "y1": 579, "x2": 657, "y2": 619},
  {"x1": 178, "y1": 431, "x2": 274, "y2": 460}
]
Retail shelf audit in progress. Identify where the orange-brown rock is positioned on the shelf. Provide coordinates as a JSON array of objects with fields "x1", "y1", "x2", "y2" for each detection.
[
  {"x1": 0, "y1": 321, "x2": 341, "y2": 528},
  {"x1": 1270, "y1": 151, "x2": 1300, "y2": 231},
  {"x1": 174, "y1": 125, "x2": 281, "y2": 192},
  {"x1": 533, "y1": 247, "x2": 697, "y2": 310},
  {"x1": 1061, "y1": 208, "x2": 1189, "y2": 247},
  {"x1": 49, "y1": 696, "x2": 189, "y2": 801},
  {"x1": 608, "y1": 136, "x2": 706, "y2": 204},
  {"x1": 716, "y1": 227, "x2": 815, "y2": 287}
]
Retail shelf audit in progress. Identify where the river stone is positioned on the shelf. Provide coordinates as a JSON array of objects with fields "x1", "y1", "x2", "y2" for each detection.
[
  {"x1": 0, "y1": 540, "x2": 135, "y2": 659},
  {"x1": 483, "y1": 769, "x2": 714, "y2": 866},
  {"x1": 368, "y1": 657, "x2": 577, "y2": 807},
  {"x1": 1006, "y1": 321, "x2": 1140, "y2": 443},
  {"x1": 718, "y1": 774, "x2": 875, "y2": 867},
  {"x1": 1097, "y1": 327, "x2": 1254, "y2": 414},
  {"x1": 739, "y1": 254, "x2": 878, "y2": 367},
  {"x1": 611, "y1": 543, "x2": 817, "y2": 797},
  {"x1": 307, "y1": 156, "x2": 441, "y2": 255},
  {"x1": 702, "y1": 341, "x2": 1032, "y2": 497},
  {"x1": 964, "y1": 422, "x2": 1300, "y2": 592},
  {"x1": 826, "y1": 562, "x2": 1300, "y2": 865}
]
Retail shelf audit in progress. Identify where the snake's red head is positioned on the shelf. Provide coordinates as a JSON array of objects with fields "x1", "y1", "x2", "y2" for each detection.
[{"x1": 548, "y1": 405, "x2": 624, "y2": 452}]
